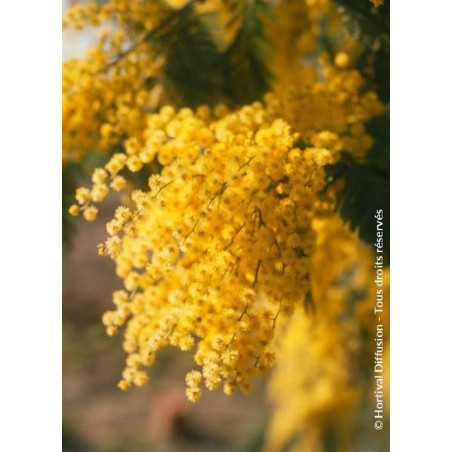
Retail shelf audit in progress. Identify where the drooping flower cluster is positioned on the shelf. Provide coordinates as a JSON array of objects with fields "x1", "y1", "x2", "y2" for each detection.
[{"x1": 70, "y1": 101, "x2": 343, "y2": 400}]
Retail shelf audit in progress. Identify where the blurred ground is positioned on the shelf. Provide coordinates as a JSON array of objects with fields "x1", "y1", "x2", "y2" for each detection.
[{"x1": 63, "y1": 196, "x2": 269, "y2": 452}]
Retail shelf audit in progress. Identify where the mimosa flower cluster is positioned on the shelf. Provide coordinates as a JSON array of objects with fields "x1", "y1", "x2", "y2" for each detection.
[
  {"x1": 70, "y1": 102, "x2": 341, "y2": 399},
  {"x1": 268, "y1": 59, "x2": 384, "y2": 162},
  {"x1": 62, "y1": 28, "x2": 163, "y2": 163}
]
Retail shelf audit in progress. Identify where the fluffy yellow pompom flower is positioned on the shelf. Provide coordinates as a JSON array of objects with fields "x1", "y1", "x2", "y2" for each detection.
[
  {"x1": 83, "y1": 206, "x2": 99, "y2": 222},
  {"x1": 68, "y1": 204, "x2": 79, "y2": 216},
  {"x1": 117, "y1": 380, "x2": 130, "y2": 391},
  {"x1": 334, "y1": 51, "x2": 350, "y2": 69}
]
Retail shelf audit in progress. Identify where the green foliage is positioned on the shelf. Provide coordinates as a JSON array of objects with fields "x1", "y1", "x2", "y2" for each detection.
[
  {"x1": 146, "y1": 0, "x2": 273, "y2": 108},
  {"x1": 222, "y1": 0, "x2": 273, "y2": 105},
  {"x1": 326, "y1": 153, "x2": 389, "y2": 261},
  {"x1": 151, "y1": 3, "x2": 224, "y2": 107}
]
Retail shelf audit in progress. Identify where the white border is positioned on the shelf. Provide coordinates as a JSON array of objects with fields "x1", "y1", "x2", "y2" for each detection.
[
  {"x1": 1, "y1": 1, "x2": 61, "y2": 451},
  {"x1": 391, "y1": 0, "x2": 452, "y2": 449}
]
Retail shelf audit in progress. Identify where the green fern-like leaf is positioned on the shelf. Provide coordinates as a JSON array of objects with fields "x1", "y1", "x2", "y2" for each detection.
[
  {"x1": 143, "y1": 0, "x2": 273, "y2": 108},
  {"x1": 326, "y1": 154, "x2": 390, "y2": 261},
  {"x1": 150, "y1": 3, "x2": 224, "y2": 107},
  {"x1": 222, "y1": 0, "x2": 273, "y2": 105}
]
